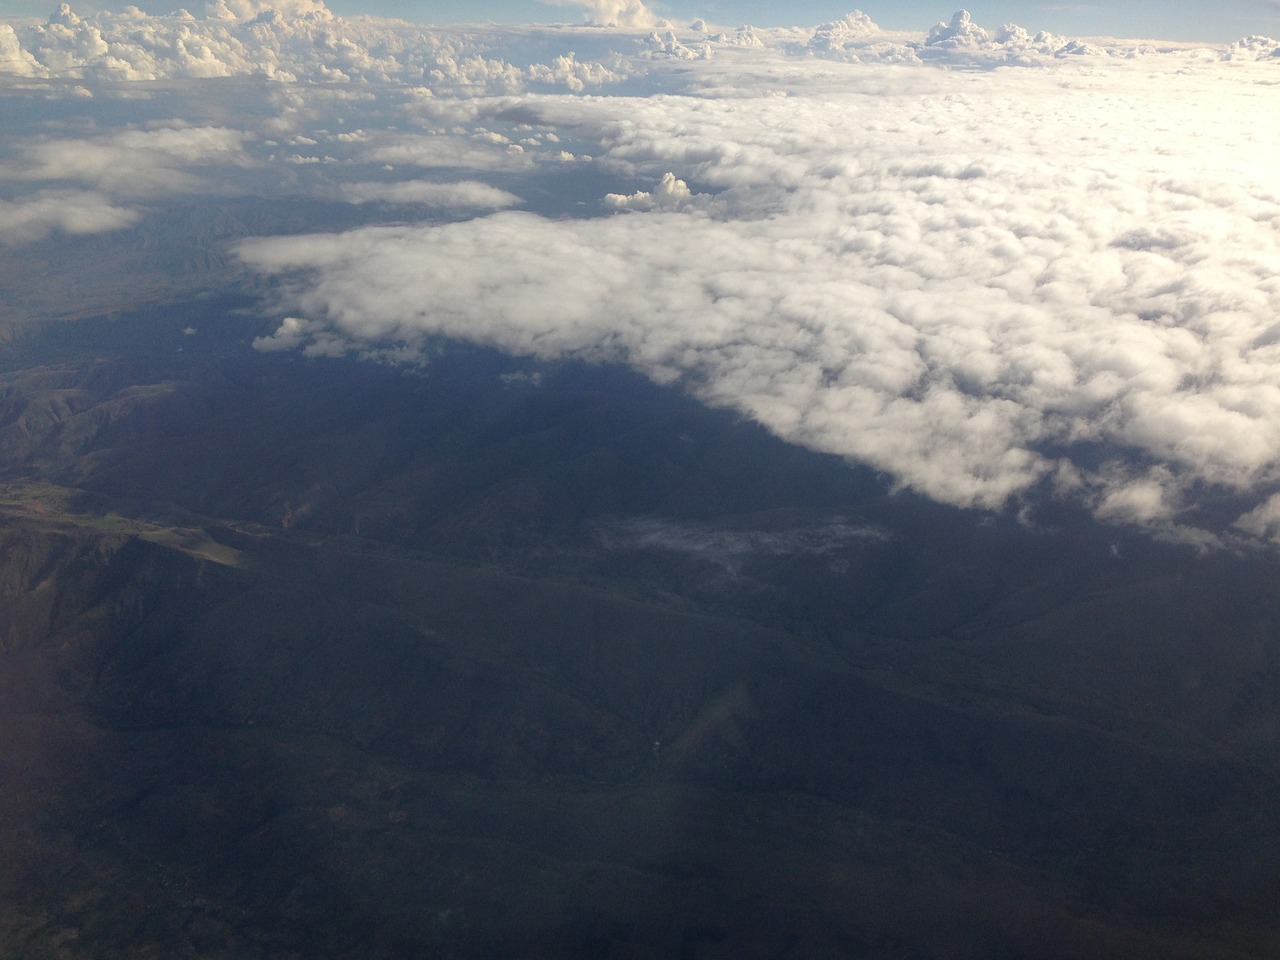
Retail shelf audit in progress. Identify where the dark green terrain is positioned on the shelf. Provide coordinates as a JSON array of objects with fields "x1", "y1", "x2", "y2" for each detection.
[{"x1": 1, "y1": 302, "x2": 1278, "y2": 959}]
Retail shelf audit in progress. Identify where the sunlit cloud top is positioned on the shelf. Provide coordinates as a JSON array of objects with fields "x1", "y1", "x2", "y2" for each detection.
[{"x1": 2, "y1": 3, "x2": 1279, "y2": 543}]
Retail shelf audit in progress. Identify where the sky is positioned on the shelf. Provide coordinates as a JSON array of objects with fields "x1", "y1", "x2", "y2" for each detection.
[
  {"x1": 1, "y1": 0, "x2": 1279, "y2": 545},
  {"x1": 1, "y1": 0, "x2": 1279, "y2": 41}
]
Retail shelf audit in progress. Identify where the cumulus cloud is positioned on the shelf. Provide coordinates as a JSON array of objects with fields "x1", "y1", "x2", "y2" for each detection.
[
  {"x1": 205, "y1": 0, "x2": 332, "y2": 21},
  {"x1": 808, "y1": 11, "x2": 881, "y2": 55},
  {"x1": 235, "y1": 47, "x2": 1280, "y2": 538},
  {"x1": 638, "y1": 29, "x2": 709, "y2": 61},
  {"x1": 252, "y1": 315, "x2": 313, "y2": 351},
  {"x1": 605, "y1": 171, "x2": 695, "y2": 210},
  {"x1": 0, "y1": 23, "x2": 42, "y2": 76},
  {"x1": 0, "y1": 5, "x2": 1252, "y2": 87},
  {"x1": 525, "y1": 51, "x2": 630, "y2": 90},
  {"x1": 0, "y1": 190, "x2": 139, "y2": 245},
  {"x1": 6, "y1": 126, "x2": 249, "y2": 196},
  {"x1": 1235, "y1": 493, "x2": 1280, "y2": 539},
  {"x1": 926, "y1": 9, "x2": 989, "y2": 47},
  {"x1": 251, "y1": 315, "x2": 349, "y2": 356},
  {"x1": 0, "y1": 5, "x2": 634, "y2": 87},
  {"x1": 1226, "y1": 34, "x2": 1280, "y2": 59},
  {"x1": 538, "y1": 0, "x2": 658, "y2": 29},
  {"x1": 6, "y1": 4, "x2": 1280, "y2": 540}
]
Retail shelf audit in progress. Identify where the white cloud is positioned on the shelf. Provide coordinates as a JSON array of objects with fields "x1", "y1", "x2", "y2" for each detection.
[
  {"x1": 5, "y1": 5, "x2": 1280, "y2": 540},
  {"x1": 926, "y1": 9, "x2": 990, "y2": 48},
  {"x1": 0, "y1": 5, "x2": 640, "y2": 87},
  {"x1": 1235, "y1": 492, "x2": 1280, "y2": 539},
  {"x1": 6, "y1": 125, "x2": 249, "y2": 196},
  {"x1": 637, "y1": 30, "x2": 709, "y2": 61},
  {"x1": 1226, "y1": 34, "x2": 1280, "y2": 59},
  {"x1": 605, "y1": 172, "x2": 695, "y2": 211},
  {"x1": 808, "y1": 11, "x2": 881, "y2": 55},
  {"x1": 205, "y1": 0, "x2": 333, "y2": 21},
  {"x1": 525, "y1": 51, "x2": 630, "y2": 89},
  {"x1": 538, "y1": 0, "x2": 658, "y2": 29},
  {"x1": 252, "y1": 315, "x2": 322, "y2": 351},
  {"x1": 0, "y1": 190, "x2": 139, "y2": 245},
  {"x1": 234, "y1": 49, "x2": 1280, "y2": 538},
  {"x1": 0, "y1": 23, "x2": 42, "y2": 76},
  {"x1": 0, "y1": 3, "x2": 1266, "y2": 91},
  {"x1": 365, "y1": 134, "x2": 534, "y2": 171},
  {"x1": 337, "y1": 179, "x2": 520, "y2": 208}
]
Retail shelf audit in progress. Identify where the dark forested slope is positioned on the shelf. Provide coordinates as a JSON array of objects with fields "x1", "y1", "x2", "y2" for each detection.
[{"x1": 1, "y1": 305, "x2": 1278, "y2": 959}]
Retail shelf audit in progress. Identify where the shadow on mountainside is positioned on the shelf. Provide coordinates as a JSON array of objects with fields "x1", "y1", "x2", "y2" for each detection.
[{"x1": 1, "y1": 302, "x2": 1278, "y2": 959}]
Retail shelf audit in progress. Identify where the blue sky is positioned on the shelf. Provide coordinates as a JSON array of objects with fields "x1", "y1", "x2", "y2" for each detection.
[{"x1": 2, "y1": 0, "x2": 1279, "y2": 42}]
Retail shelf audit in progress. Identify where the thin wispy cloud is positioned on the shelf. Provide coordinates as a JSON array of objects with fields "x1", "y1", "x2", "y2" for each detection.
[{"x1": 336, "y1": 179, "x2": 520, "y2": 207}]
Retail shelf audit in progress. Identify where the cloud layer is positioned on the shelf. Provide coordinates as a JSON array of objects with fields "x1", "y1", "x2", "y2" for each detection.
[
  {"x1": 4, "y1": 5, "x2": 1280, "y2": 540},
  {"x1": 3, "y1": 4, "x2": 1277, "y2": 85},
  {"x1": 0, "y1": 1, "x2": 636, "y2": 85},
  {"x1": 234, "y1": 29, "x2": 1280, "y2": 536}
]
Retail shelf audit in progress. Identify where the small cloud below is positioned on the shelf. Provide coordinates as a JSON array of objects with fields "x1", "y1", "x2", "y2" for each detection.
[
  {"x1": 337, "y1": 180, "x2": 521, "y2": 209},
  {"x1": 605, "y1": 172, "x2": 696, "y2": 212},
  {"x1": 1234, "y1": 493, "x2": 1280, "y2": 542},
  {"x1": 252, "y1": 317, "x2": 316, "y2": 352},
  {"x1": 0, "y1": 190, "x2": 139, "y2": 246}
]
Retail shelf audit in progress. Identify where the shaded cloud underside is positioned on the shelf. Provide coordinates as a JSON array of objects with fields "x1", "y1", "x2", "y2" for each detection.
[{"x1": 4, "y1": 3, "x2": 1280, "y2": 539}]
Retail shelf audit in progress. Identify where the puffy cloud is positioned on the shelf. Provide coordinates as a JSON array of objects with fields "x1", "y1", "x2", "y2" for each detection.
[
  {"x1": 1226, "y1": 34, "x2": 1280, "y2": 59},
  {"x1": 205, "y1": 0, "x2": 332, "y2": 21},
  {"x1": 525, "y1": 51, "x2": 629, "y2": 90},
  {"x1": 538, "y1": 0, "x2": 658, "y2": 29},
  {"x1": 236, "y1": 50, "x2": 1280, "y2": 539},
  {"x1": 251, "y1": 315, "x2": 350, "y2": 356},
  {"x1": 917, "y1": 10, "x2": 1105, "y2": 62},
  {"x1": 0, "y1": 190, "x2": 139, "y2": 245},
  {"x1": 605, "y1": 172, "x2": 695, "y2": 210},
  {"x1": 0, "y1": 5, "x2": 634, "y2": 88},
  {"x1": 0, "y1": 5, "x2": 1252, "y2": 89},
  {"x1": 6, "y1": 125, "x2": 249, "y2": 196},
  {"x1": 638, "y1": 30, "x2": 709, "y2": 61},
  {"x1": 6, "y1": 5, "x2": 1280, "y2": 540},
  {"x1": 709, "y1": 25, "x2": 764, "y2": 49},
  {"x1": 808, "y1": 11, "x2": 881, "y2": 55},
  {"x1": 926, "y1": 9, "x2": 989, "y2": 48},
  {"x1": 252, "y1": 315, "x2": 313, "y2": 351},
  {"x1": 1235, "y1": 493, "x2": 1280, "y2": 540},
  {"x1": 0, "y1": 24, "x2": 41, "y2": 76}
]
